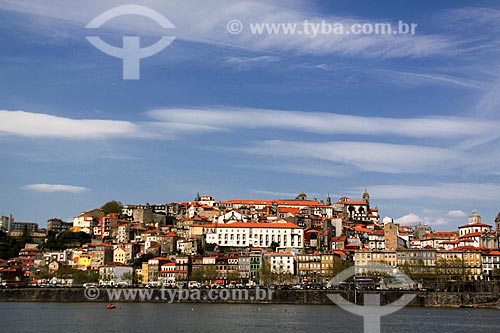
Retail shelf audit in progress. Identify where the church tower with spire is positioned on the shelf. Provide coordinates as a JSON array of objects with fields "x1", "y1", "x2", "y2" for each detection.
[
  {"x1": 362, "y1": 189, "x2": 370, "y2": 207},
  {"x1": 496, "y1": 212, "x2": 500, "y2": 241}
]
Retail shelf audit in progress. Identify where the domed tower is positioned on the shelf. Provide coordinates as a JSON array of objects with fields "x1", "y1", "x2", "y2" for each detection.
[
  {"x1": 296, "y1": 192, "x2": 307, "y2": 201},
  {"x1": 362, "y1": 189, "x2": 370, "y2": 206},
  {"x1": 468, "y1": 210, "x2": 481, "y2": 224},
  {"x1": 326, "y1": 194, "x2": 332, "y2": 206}
]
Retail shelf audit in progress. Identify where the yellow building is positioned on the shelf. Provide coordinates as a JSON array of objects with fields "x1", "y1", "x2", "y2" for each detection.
[
  {"x1": 355, "y1": 250, "x2": 397, "y2": 275},
  {"x1": 77, "y1": 254, "x2": 92, "y2": 270},
  {"x1": 436, "y1": 248, "x2": 482, "y2": 281},
  {"x1": 141, "y1": 262, "x2": 149, "y2": 285}
]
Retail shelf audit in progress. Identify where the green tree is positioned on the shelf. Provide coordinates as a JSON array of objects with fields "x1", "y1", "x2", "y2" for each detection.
[
  {"x1": 132, "y1": 253, "x2": 156, "y2": 269},
  {"x1": 0, "y1": 230, "x2": 22, "y2": 259},
  {"x1": 273, "y1": 264, "x2": 293, "y2": 284},
  {"x1": 19, "y1": 224, "x2": 33, "y2": 248},
  {"x1": 53, "y1": 267, "x2": 98, "y2": 284},
  {"x1": 121, "y1": 271, "x2": 134, "y2": 284},
  {"x1": 259, "y1": 260, "x2": 274, "y2": 286},
  {"x1": 190, "y1": 265, "x2": 217, "y2": 283},
  {"x1": 44, "y1": 231, "x2": 91, "y2": 250},
  {"x1": 101, "y1": 200, "x2": 123, "y2": 215},
  {"x1": 326, "y1": 258, "x2": 353, "y2": 281}
]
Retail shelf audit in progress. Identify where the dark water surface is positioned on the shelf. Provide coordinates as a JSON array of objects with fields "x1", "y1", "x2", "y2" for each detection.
[{"x1": 0, "y1": 303, "x2": 499, "y2": 332}]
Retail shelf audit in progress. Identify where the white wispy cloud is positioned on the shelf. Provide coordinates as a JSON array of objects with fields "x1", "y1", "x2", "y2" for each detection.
[
  {"x1": 5, "y1": 107, "x2": 497, "y2": 175},
  {"x1": 395, "y1": 213, "x2": 449, "y2": 227},
  {"x1": 444, "y1": 7, "x2": 500, "y2": 30},
  {"x1": 23, "y1": 183, "x2": 90, "y2": 193},
  {"x1": 8, "y1": 107, "x2": 499, "y2": 144},
  {"x1": 372, "y1": 69, "x2": 483, "y2": 89},
  {"x1": 147, "y1": 107, "x2": 500, "y2": 139},
  {"x1": 0, "y1": 110, "x2": 140, "y2": 139},
  {"x1": 238, "y1": 161, "x2": 348, "y2": 177},
  {"x1": 395, "y1": 213, "x2": 422, "y2": 225},
  {"x1": 365, "y1": 183, "x2": 500, "y2": 201},
  {"x1": 249, "y1": 190, "x2": 304, "y2": 198},
  {"x1": 0, "y1": 0, "x2": 458, "y2": 58},
  {"x1": 223, "y1": 56, "x2": 280, "y2": 70},
  {"x1": 447, "y1": 210, "x2": 468, "y2": 218},
  {"x1": 236, "y1": 140, "x2": 462, "y2": 174},
  {"x1": 476, "y1": 76, "x2": 500, "y2": 117}
]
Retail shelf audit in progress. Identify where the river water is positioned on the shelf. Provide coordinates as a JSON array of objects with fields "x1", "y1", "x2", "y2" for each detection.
[{"x1": 0, "y1": 303, "x2": 499, "y2": 332}]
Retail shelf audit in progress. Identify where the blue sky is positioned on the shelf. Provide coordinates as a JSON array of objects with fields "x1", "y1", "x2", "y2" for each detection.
[{"x1": 1, "y1": 0, "x2": 500, "y2": 230}]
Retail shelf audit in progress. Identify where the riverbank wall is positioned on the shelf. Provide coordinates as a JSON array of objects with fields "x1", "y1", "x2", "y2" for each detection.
[{"x1": 1, "y1": 288, "x2": 499, "y2": 308}]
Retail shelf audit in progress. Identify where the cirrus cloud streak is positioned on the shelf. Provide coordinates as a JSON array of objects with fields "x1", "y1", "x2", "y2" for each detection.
[{"x1": 22, "y1": 183, "x2": 90, "y2": 193}]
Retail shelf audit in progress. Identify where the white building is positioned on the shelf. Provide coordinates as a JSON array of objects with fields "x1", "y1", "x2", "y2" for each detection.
[
  {"x1": 482, "y1": 250, "x2": 500, "y2": 280},
  {"x1": 459, "y1": 210, "x2": 492, "y2": 237},
  {"x1": 368, "y1": 229, "x2": 385, "y2": 250},
  {"x1": 199, "y1": 194, "x2": 216, "y2": 207},
  {"x1": 177, "y1": 238, "x2": 196, "y2": 254},
  {"x1": 204, "y1": 220, "x2": 304, "y2": 249},
  {"x1": 99, "y1": 263, "x2": 133, "y2": 286},
  {"x1": 117, "y1": 223, "x2": 130, "y2": 244},
  {"x1": 72, "y1": 209, "x2": 103, "y2": 234},
  {"x1": 214, "y1": 210, "x2": 247, "y2": 224},
  {"x1": 113, "y1": 246, "x2": 127, "y2": 264},
  {"x1": 159, "y1": 262, "x2": 176, "y2": 285},
  {"x1": 263, "y1": 252, "x2": 295, "y2": 275}
]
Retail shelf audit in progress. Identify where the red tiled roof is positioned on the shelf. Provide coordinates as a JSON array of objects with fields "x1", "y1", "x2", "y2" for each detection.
[
  {"x1": 441, "y1": 240, "x2": 460, "y2": 244},
  {"x1": 21, "y1": 248, "x2": 39, "y2": 252},
  {"x1": 162, "y1": 262, "x2": 176, "y2": 267},
  {"x1": 104, "y1": 262, "x2": 130, "y2": 267},
  {"x1": 264, "y1": 251, "x2": 293, "y2": 255},
  {"x1": 203, "y1": 221, "x2": 302, "y2": 229},
  {"x1": 353, "y1": 226, "x2": 372, "y2": 233},
  {"x1": 88, "y1": 243, "x2": 114, "y2": 247},
  {"x1": 450, "y1": 246, "x2": 485, "y2": 251},
  {"x1": 149, "y1": 257, "x2": 171, "y2": 261},
  {"x1": 460, "y1": 232, "x2": 482, "y2": 238},
  {"x1": 278, "y1": 207, "x2": 300, "y2": 214},
  {"x1": 458, "y1": 222, "x2": 492, "y2": 228},
  {"x1": 335, "y1": 201, "x2": 366, "y2": 205},
  {"x1": 143, "y1": 228, "x2": 162, "y2": 234},
  {"x1": 223, "y1": 199, "x2": 323, "y2": 207},
  {"x1": 423, "y1": 232, "x2": 458, "y2": 239}
]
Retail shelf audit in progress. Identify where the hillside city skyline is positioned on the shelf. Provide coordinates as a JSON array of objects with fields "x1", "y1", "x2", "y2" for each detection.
[{"x1": 2, "y1": 1, "x2": 500, "y2": 232}]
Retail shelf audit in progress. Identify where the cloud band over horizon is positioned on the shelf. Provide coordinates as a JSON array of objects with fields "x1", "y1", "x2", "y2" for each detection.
[{"x1": 22, "y1": 184, "x2": 90, "y2": 193}]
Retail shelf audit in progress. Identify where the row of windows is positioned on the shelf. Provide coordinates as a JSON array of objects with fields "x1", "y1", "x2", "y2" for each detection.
[{"x1": 220, "y1": 228, "x2": 292, "y2": 234}]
